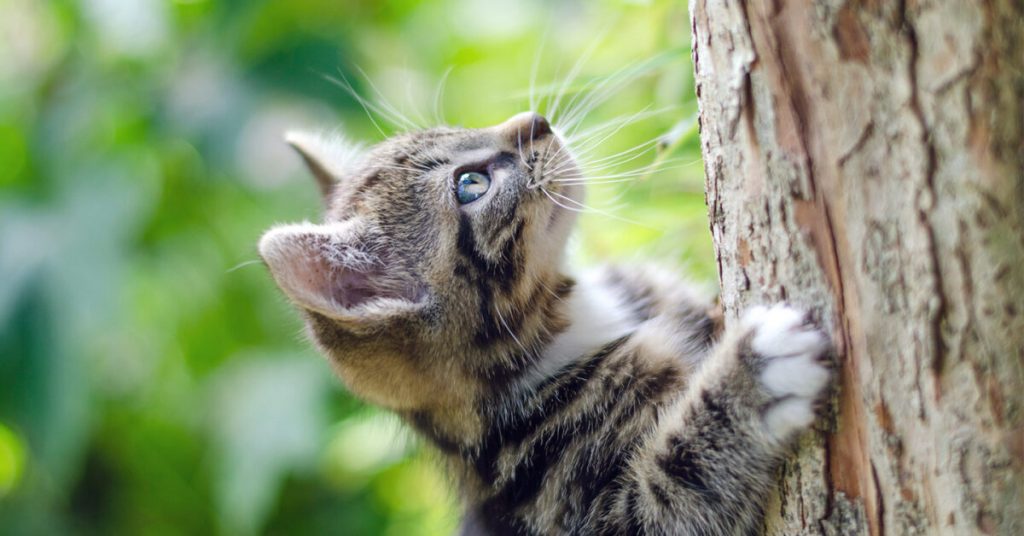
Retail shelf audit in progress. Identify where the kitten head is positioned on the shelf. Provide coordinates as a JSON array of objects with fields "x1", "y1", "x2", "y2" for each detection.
[{"x1": 259, "y1": 113, "x2": 580, "y2": 412}]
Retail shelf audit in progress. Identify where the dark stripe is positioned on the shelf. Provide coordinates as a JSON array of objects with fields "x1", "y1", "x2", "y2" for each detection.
[
  {"x1": 574, "y1": 363, "x2": 656, "y2": 509},
  {"x1": 648, "y1": 480, "x2": 673, "y2": 509},
  {"x1": 457, "y1": 213, "x2": 522, "y2": 292},
  {"x1": 403, "y1": 410, "x2": 463, "y2": 454},
  {"x1": 484, "y1": 397, "x2": 613, "y2": 514},
  {"x1": 687, "y1": 309, "x2": 717, "y2": 349},
  {"x1": 493, "y1": 219, "x2": 524, "y2": 293},
  {"x1": 553, "y1": 276, "x2": 575, "y2": 298},
  {"x1": 594, "y1": 481, "x2": 645, "y2": 536},
  {"x1": 472, "y1": 502, "x2": 537, "y2": 536},
  {"x1": 472, "y1": 336, "x2": 629, "y2": 484},
  {"x1": 658, "y1": 434, "x2": 712, "y2": 496},
  {"x1": 393, "y1": 152, "x2": 450, "y2": 172},
  {"x1": 361, "y1": 170, "x2": 383, "y2": 188},
  {"x1": 602, "y1": 267, "x2": 656, "y2": 321},
  {"x1": 630, "y1": 365, "x2": 683, "y2": 411},
  {"x1": 475, "y1": 279, "x2": 573, "y2": 387},
  {"x1": 453, "y1": 262, "x2": 472, "y2": 281},
  {"x1": 494, "y1": 200, "x2": 520, "y2": 232},
  {"x1": 624, "y1": 485, "x2": 646, "y2": 536},
  {"x1": 472, "y1": 282, "x2": 503, "y2": 346},
  {"x1": 700, "y1": 389, "x2": 732, "y2": 430},
  {"x1": 457, "y1": 214, "x2": 504, "y2": 346},
  {"x1": 656, "y1": 389, "x2": 733, "y2": 500}
]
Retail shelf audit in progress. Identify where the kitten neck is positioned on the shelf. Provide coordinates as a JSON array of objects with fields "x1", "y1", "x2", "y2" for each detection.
[
  {"x1": 513, "y1": 270, "x2": 639, "y2": 394},
  {"x1": 400, "y1": 271, "x2": 638, "y2": 455}
]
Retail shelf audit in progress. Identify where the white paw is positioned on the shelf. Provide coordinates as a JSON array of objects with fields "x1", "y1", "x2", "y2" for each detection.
[
  {"x1": 745, "y1": 305, "x2": 827, "y2": 364},
  {"x1": 763, "y1": 397, "x2": 816, "y2": 440},
  {"x1": 742, "y1": 304, "x2": 832, "y2": 440}
]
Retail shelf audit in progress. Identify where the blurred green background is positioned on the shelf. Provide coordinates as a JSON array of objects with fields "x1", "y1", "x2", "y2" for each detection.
[{"x1": 0, "y1": 0, "x2": 711, "y2": 534}]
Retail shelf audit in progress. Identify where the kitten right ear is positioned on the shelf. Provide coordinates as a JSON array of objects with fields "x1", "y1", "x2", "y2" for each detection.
[
  {"x1": 258, "y1": 221, "x2": 428, "y2": 325},
  {"x1": 285, "y1": 130, "x2": 364, "y2": 199}
]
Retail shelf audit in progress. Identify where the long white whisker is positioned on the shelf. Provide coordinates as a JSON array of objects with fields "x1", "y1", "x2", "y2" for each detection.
[
  {"x1": 403, "y1": 64, "x2": 431, "y2": 129},
  {"x1": 324, "y1": 72, "x2": 390, "y2": 138},
  {"x1": 529, "y1": 28, "x2": 550, "y2": 113},
  {"x1": 547, "y1": 31, "x2": 606, "y2": 125},
  {"x1": 517, "y1": 128, "x2": 528, "y2": 170},
  {"x1": 434, "y1": 66, "x2": 454, "y2": 126},
  {"x1": 573, "y1": 104, "x2": 654, "y2": 155},
  {"x1": 552, "y1": 159, "x2": 700, "y2": 184},
  {"x1": 354, "y1": 66, "x2": 422, "y2": 131},
  {"x1": 226, "y1": 259, "x2": 263, "y2": 273},
  {"x1": 557, "y1": 52, "x2": 677, "y2": 134},
  {"x1": 544, "y1": 139, "x2": 660, "y2": 177},
  {"x1": 573, "y1": 142, "x2": 661, "y2": 173},
  {"x1": 544, "y1": 104, "x2": 656, "y2": 171},
  {"x1": 543, "y1": 101, "x2": 666, "y2": 172},
  {"x1": 496, "y1": 306, "x2": 530, "y2": 356},
  {"x1": 543, "y1": 187, "x2": 659, "y2": 229},
  {"x1": 566, "y1": 106, "x2": 678, "y2": 146}
]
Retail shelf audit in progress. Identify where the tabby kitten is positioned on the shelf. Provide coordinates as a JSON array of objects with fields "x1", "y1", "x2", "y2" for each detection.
[{"x1": 259, "y1": 111, "x2": 832, "y2": 535}]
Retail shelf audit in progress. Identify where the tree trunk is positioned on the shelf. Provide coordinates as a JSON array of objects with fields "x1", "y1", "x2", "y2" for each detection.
[{"x1": 688, "y1": 1, "x2": 1024, "y2": 534}]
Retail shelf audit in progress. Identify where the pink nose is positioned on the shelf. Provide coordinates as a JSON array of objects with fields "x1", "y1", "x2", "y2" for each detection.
[{"x1": 502, "y1": 111, "x2": 552, "y2": 144}]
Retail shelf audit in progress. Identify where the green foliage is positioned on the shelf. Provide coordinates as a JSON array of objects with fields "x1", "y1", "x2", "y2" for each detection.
[{"x1": 0, "y1": 0, "x2": 709, "y2": 534}]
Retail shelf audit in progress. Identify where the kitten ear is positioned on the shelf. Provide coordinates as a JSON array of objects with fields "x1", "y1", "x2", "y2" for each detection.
[
  {"x1": 258, "y1": 221, "x2": 427, "y2": 324},
  {"x1": 285, "y1": 130, "x2": 364, "y2": 199}
]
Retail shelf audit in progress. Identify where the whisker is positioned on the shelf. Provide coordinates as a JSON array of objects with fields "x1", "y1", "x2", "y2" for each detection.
[
  {"x1": 354, "y1": 66, "x2": 422, "y2": 131},
  {"x1": 324, "y1": 71, "x2": 390, "y2": 138},
  {"x1": 573, "y1": 142, "x2": 661, "y2": 173},
  {"x1": 546, "y1": 31, "x2": 607, "y2": 125},
  {"x1": 226, "y1": 259, "x2": 263, "y2": 273},
  {"x1": 403, "y1": 65, "x2": 431, "y2": 129},
  {"x1": 537, "y1": 279, "x2": 569, "y2": 304},
  {"x1": 565, "y1": 106, "x2": 678, "y2": 146},
  {"x1": 495, "y1": 306, "x2": 530, "y2": 356},
  {"x1": 556, "y1": 50, "x2": 683, "y2": 134},
  {"x1": 549, "y1": 164, "x2": 700, "y2": 188},
  {"x1": 541, "y1": 186, "x2": 658, "y2": 229},
  {"x1": 568, "y1": 104, "x2": 655, "y2": 159},
  {"x1": 529, "y1": 27, "x2": 550, "y2": 113},
  {"x1": 517, "y1": 129, "x2": 529, "y2": 171},
  {"x1": 433, "y1": 66, "x2": 454, "y2": 126},
  {"x1": 542, "y1": 104, "x2": 657, "y2": 174},
  {"x1": 543, "y1": 139, "x2": 660, "y2": 178}
]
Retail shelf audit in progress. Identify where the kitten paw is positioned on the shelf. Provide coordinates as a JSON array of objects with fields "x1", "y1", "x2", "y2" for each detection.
[
  {"x1": 741, "y1": 304, "x2": 832, "y2": 440},
  {"x1": 762, "y1": 397, "x2": 816, "y2": 440}
]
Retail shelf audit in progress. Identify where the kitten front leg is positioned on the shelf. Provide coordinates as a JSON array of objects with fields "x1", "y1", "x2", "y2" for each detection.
[{"x1": 614, "y1": 305, "x2": 832, "y2": 535}]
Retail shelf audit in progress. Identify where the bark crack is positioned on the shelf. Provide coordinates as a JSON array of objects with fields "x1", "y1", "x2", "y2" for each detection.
[
  {"x1": 870, "y1": 461, "x2": 886, "y2": 536},
  {"x1": 900, "y1": 0, "x2": 948, "y2": 390}
]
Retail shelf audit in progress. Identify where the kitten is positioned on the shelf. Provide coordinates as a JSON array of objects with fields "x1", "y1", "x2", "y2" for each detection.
[{"x1": 259, "y1": 111, "x2": 832, "y2": 535}]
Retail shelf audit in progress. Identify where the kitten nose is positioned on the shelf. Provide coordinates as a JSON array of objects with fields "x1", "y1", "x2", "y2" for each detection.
[{"x1": 502, "y1": 112, "x2": 552, "y2": 144}]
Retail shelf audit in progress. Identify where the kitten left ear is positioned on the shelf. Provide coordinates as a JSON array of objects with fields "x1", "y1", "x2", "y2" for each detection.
[
  {"x1": 285, "y1": 130, "x2": 364, "y2": 199},
  {"x1": 258, "y1": 221, "x2": 428, "y2": 326}
]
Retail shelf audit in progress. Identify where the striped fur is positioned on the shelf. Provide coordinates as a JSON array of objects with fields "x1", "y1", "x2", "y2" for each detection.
[{"x1": 259, "y1": 113, "x2": 832, "y2": 535}]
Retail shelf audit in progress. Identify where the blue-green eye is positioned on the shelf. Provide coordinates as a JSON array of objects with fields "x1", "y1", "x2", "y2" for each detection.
[{"x1": 456, "y1": 171, "x2": 491, "y2": 204}]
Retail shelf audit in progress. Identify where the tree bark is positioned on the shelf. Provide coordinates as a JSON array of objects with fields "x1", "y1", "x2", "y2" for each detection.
[{"x1": 689, "y1": 1, "x2": 1024, "y2": 534}]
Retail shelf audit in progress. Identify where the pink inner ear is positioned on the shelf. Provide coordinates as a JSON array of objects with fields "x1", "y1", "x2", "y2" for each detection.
[
  {"x1": 330, "y1": 269, "x2": 378, "y2": 309},
  {"x1": 291, "y1": 241, "x2": 388, "y2": 310},
  {"x1": 302, "y1": 241, "x2": 422, "y2": 311},
  {"x1": 261, "y1": 224, "x2": 427, "y2": 317}
]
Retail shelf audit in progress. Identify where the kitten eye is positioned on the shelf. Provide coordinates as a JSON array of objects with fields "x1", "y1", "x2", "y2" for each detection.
[{"x1": 456, "y1": 171, "x2": 491, "y2": 204}]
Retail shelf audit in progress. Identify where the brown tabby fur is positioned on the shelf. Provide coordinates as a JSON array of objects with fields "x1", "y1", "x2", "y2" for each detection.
[{"x1": 259, "y1": 112, "x2": 832, "y2": 535}]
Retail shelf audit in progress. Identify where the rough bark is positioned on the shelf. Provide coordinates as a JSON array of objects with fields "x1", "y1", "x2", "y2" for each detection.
[{"x1": 689, "y1": 1, "x2": 1024, "y2": 534}]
